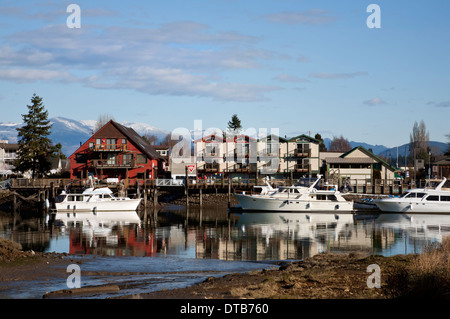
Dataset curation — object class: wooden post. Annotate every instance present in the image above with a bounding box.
[228,175,231,208]
[199,188,203,208]
[13,192,17,216]
[185,166,189,208]
[136,180,140,198]
[153,188,158,209]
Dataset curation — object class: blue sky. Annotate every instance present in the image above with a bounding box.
[0,0,449,147]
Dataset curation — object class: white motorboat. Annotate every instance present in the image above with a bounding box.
[373,178,450,213]
[54,187,142,212]
[234,175,354,212]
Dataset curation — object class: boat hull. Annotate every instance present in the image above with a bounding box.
[235,194,354,212]
[373,198,450,213]
[55,198,141,212]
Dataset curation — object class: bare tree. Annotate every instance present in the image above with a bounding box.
[95,113,115,132]
[142,134,158,145]
[409,120,430,164]
[328,135,352,152]
[163,133,178,147]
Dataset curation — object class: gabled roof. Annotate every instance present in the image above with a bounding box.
[110,121,162,160]
[193,134,224,143]
[340,146,397,171]
[70,120,162,160]
[257,134,288,143]
[288,134,320,144]
[226,134,257,142]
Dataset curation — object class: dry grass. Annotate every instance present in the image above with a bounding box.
[386,236,450,298]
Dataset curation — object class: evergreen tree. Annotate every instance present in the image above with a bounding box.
[226,114,242,137]
[14,94,53,178]
[314,133,327,152]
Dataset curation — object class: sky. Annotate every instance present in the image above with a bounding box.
[0,0,449,147]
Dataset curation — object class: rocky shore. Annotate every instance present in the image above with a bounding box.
[118,252,413,299]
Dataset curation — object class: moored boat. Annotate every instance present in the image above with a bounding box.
[373,178,450,213]
[234,175,354,212]
[54,187,141,212]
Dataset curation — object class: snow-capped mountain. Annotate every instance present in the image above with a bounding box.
[0,117,170,156]
[0,122,21,144]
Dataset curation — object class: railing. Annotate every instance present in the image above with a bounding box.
[90,144,127,151]
[155,179,184,186]
[89,159,135,168]
[294,164,310,172]
[7,177,431,194]
[293,149,310,157]
[10,178,73,189]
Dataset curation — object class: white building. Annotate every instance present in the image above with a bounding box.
[0,142,19,176]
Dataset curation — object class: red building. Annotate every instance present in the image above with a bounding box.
[69,120,163,181]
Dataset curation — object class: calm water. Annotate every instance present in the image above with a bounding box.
[1,206,450,298]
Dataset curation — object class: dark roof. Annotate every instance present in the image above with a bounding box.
[288,134,320,144]
[194,134,224,143]
[257,134,288,143]
[0,143,19,151]
[341,146,397,171]
[110,121,163,160]
[326,157,375,164]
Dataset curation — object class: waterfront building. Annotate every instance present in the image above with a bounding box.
[323,146,397,183]
[285,135,321,178]
[69,120,163,181]
[0,142,19,176]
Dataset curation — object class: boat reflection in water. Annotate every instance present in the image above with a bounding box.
[54,210,145,256]
[374,213,450,242]
[51,208,450,261]
[233,212,359,260]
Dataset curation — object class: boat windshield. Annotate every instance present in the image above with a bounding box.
[55,194,66,203]
[399,192,410,198]
[400,192,426,199]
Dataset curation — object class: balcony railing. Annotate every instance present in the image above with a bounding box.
[90,144,128,152]
[197,164,220,173]
[293,149,310,157]
[89,159,135,168]
[294,164,310,172]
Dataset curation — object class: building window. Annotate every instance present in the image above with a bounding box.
[106,138,117,149]
[123,154,133,166]
[107,154,116,165]
[136,154,147,164]
[75,154,87,164]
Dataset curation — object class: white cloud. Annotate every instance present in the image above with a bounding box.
[88,66,281,102]
[274,74,309,83]
[1,21,279,102]
[0,68,76,83]
[309,72,368,79]
[363,97,387,106]
[428,100,450,107]
[262,10,336,25]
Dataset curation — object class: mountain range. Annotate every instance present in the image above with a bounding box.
[0,117,170,156]
[0,117,448,159]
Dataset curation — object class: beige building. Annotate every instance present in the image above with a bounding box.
[323,146,397,183]
[193,133,321,178]
[0,142,19,176]
[284,135,320,177]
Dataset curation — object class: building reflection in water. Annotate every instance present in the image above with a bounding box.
[50,209,450,261]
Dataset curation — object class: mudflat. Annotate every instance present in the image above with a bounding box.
[119,252,413,299]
